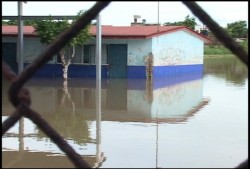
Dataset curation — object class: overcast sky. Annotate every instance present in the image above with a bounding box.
[2,1,248,28]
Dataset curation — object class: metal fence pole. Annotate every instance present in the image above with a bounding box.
[17,1,24,74]
[96,14,102,80]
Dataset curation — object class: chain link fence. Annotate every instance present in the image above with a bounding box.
[2,1,248,168]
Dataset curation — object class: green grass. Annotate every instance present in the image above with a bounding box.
[204,54,235,58]
[204,41,248,56]
[204,45,231,55]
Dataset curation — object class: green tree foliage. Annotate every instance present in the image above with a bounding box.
[163,15,197,30]
[33,10,91,47]
[163,21,184,26]
[32,10,92,79]
[2,19,36,26]
[183,15,196,30]
[226,20,248,38]
[2,20,17,25]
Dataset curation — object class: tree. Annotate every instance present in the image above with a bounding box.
[226,20,248,38]
[2,20,17,25]
[163,15,197,30]
[2,19,36,26]
[163,21,184,26]
[33,10,92,80]
[183,15,196,30]
[163,21,185,26]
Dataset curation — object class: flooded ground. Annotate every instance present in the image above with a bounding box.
[2,56,248,168]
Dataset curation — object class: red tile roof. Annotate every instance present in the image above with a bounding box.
[2,25,35,36]
[2,25,212,43]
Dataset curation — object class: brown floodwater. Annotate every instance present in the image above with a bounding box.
[2,56,248,168]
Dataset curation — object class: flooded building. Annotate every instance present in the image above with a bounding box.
[2,25,211,78]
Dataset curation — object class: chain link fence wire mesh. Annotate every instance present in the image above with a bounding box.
[2,1,248,168]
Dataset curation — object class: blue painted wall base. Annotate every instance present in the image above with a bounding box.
[24,63,109,78]
[24,63,203,80]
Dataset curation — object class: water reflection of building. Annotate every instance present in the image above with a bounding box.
[3,73,207,122]
[2,73,209,167]
[2,116,100,168]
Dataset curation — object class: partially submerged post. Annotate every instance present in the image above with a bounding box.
[95,14,102,167]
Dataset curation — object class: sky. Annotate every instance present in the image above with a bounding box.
[2,1,248,28]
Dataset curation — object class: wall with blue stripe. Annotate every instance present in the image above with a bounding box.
[127,64,203,79]
[24,63,203,79]
[4,33,205,79]
[24,63,109,78]
[153,64,203,78]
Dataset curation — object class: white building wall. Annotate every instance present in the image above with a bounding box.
[126,39,152,66]
[152,30,204,66]
[2,37,53,63]
[88,38,152,66]
[3,30,205,68]
[23,38,49,63]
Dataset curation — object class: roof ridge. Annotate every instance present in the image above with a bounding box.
[2,25,212,43]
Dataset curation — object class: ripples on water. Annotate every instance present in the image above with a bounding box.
[2,56,248,168]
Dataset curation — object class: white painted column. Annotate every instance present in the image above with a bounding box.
[18,1,24,74]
